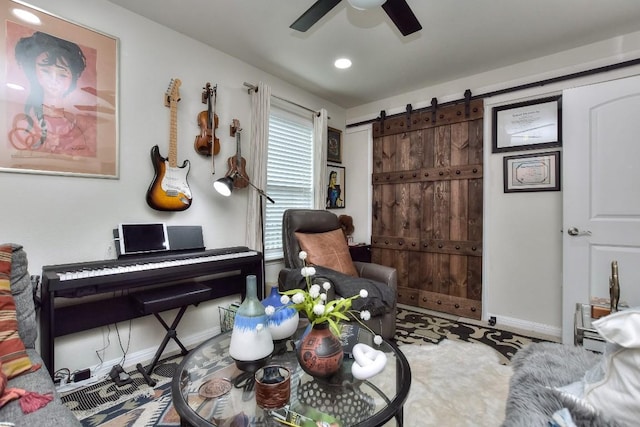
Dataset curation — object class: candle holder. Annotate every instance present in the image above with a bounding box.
[254,365,291,409]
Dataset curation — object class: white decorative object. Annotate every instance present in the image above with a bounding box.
[351,343,387,380]
[347,0,386,11]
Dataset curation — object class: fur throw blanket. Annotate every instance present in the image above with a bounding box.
[501,342,622,427]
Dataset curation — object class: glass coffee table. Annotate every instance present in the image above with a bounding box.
[171,324,411,426]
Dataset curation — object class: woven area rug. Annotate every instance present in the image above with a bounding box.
[62,307,544,426]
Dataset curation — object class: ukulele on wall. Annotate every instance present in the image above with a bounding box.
[146,78,193,211]
[225,119,249,189]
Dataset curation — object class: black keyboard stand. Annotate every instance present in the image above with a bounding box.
[133,283,213,386]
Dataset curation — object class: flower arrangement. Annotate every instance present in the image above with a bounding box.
[265,251,382,346]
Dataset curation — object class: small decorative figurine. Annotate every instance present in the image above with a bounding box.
[609,260,620,313]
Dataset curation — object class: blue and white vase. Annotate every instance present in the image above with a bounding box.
[229,275,273,372]
[262,286,299,341]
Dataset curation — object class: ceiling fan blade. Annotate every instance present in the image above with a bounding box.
[291,0,342,32]
[382,0,422,36]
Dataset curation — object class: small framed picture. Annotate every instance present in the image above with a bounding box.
[327,127,342,163]
[326,165,345,209]
[492,96,561,153]
[503,151,561,193]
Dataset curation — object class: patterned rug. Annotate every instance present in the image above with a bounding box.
[62,306,545,426]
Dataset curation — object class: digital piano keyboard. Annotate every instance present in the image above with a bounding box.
[39,246,263,374]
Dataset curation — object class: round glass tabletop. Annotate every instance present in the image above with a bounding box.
[171,323,411,427]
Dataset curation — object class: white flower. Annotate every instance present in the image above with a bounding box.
[373,335,383,345]
[307,266,316,276]
[313,303,325,316]
[265,305,275,316]
[301,266,312,277]
[320,293,327,301]
[360,310,371,321]
[323,281,331,291]
[309,284,321,298]
[299,251,307,261]
[359,289,368,298]
[280,295,290,304]
[292,292,305,304]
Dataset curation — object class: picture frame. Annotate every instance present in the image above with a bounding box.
[492,96,561,153]
[326,165,345,209]
[0,0,119,178]
[503,151,561,193]
[327,127,342,163]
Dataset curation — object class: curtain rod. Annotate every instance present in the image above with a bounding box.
[243,82,321,117]
[346,56,640,128]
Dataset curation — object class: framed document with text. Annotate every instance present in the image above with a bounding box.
[503,151,560,193]
[492,96,561,153]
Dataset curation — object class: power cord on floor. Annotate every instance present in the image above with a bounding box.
[53,368,71,386]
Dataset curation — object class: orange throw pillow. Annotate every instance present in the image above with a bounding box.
[295,229,358,277]
[0,245,35,379]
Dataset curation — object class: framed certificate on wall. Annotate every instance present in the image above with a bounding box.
[492,96,561,153]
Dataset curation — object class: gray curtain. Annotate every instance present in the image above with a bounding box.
[245,82,271,252]
[314,109,328,209]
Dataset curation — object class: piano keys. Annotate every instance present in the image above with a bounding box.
[39,246,263,374]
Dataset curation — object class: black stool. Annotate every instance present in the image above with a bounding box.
[132,282,212,386]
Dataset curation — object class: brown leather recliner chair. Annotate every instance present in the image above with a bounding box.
[278,209,397,339]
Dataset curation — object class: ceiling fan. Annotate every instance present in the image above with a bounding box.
[290,0,422,37]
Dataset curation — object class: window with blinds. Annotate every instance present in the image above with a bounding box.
[264,107,314,261]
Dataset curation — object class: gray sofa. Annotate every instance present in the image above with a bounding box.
[1,243,80,426]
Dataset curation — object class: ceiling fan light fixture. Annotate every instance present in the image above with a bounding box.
[347,0,386,11]
[334,58,352,69]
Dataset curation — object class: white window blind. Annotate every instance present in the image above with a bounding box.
[264,108,314,260]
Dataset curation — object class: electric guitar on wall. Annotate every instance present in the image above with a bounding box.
[146,78,193,211]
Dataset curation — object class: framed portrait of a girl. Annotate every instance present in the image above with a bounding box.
[326,165,345,209]
[0,0,119,178]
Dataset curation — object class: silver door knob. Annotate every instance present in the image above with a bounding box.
[567,227,592,236]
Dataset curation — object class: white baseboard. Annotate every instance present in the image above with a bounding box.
[57,325,221,393]
[487,313,562,341]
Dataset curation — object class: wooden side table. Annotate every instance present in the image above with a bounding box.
[349,244,371,263]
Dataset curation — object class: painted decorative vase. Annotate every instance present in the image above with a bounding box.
[229,275,274,372]
[296,322,344,378]
[262,286,300,341]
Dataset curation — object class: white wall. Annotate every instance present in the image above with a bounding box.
[0,0,345,377]
[344,31,640,337]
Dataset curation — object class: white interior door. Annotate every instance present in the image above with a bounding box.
[562,74,640,344]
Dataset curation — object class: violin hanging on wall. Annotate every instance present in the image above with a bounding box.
[194,83,220,179]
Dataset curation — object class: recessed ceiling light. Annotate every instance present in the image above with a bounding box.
[12,8,41,25]
[334,58,352,69]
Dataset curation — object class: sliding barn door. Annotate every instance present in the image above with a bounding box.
[371,100,484,319]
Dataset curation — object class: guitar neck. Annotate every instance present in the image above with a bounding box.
[236,130,241,162]
[168,98,178,167]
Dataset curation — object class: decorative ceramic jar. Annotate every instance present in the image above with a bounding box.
[262,286,299,341]
[296,322,344,378]
[229,275,273,372]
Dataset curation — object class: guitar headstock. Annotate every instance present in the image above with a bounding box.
[230,118,241,136]
[164,78,182,107]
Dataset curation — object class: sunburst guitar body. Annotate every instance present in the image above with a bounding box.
[146,78,193,211]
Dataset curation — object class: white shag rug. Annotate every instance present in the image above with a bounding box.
[397,340,513,427]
